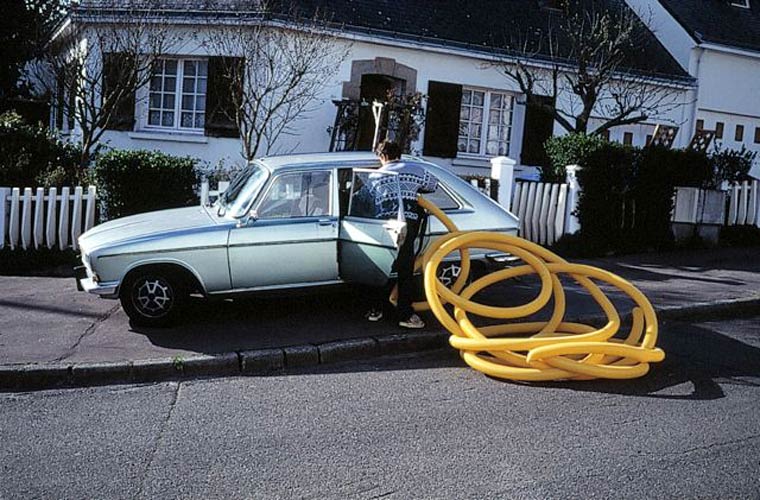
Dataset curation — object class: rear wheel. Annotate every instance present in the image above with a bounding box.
[120,268,186,327]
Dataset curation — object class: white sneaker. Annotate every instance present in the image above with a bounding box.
[399,314,425,329]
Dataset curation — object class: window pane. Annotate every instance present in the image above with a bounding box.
[489,110,499,125]
[181,112,193,128]
[162,111,174,127]
[491,94,502,108]
[163,94,175,109]
[184,60,196,75]
[150,94,161,108]
[457,139,467,152]
[460,107,470,120]
[471,108,482,123]
[149,110,160,125]
[150,76,162,91]
[462,91,471,105]
[468,139,480,153]
[196,95,206,111]
[183,77,195,93]
[486,141,499,156]
[472,91,484,106]
[165,60,177,74]
[165,77,176,90]
[195,114,205,129]
[471,123,481,138]
[197,78,207,93]
[424,181,459,211]
[198,61,208,77]
[182,95,194,110]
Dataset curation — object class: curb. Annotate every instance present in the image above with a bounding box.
[1,297,757,392]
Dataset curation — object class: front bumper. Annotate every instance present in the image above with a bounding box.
[78,277,120,298]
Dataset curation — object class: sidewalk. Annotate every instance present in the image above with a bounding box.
[1,246,758,390]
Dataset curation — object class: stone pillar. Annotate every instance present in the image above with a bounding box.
[565,164,582,234]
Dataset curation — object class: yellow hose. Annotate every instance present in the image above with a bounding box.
[395,196,665,382]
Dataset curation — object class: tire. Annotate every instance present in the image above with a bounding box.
[120,268,186,328]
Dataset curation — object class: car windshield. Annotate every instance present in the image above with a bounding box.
[221,163,269,217]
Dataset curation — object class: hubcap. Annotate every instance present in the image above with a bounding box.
[438,263,462,288]
[132,277,173,317]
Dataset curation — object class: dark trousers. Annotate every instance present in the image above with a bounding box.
[367,217,420,320]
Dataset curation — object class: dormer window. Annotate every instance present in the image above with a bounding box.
[730,0,750,8]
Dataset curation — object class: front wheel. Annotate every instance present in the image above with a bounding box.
[120,269,186,327]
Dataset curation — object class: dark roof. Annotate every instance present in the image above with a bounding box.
[659,0,760,53]
[76,0,691,81]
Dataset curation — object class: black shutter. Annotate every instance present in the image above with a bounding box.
[520,95,555,166]
[423,81,462,158]
[205,56,243,138]
[103,53,136,131]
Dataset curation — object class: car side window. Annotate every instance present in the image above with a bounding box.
[257,171,331,219]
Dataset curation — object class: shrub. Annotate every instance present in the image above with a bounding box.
[543,133,609,183]
[0,111,86,188]
[93,149,200,219]
[709,146,756,188]
[574,142,636,254]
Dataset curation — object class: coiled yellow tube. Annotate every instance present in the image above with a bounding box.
[402,196,665,382]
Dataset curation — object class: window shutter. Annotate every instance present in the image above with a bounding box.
[205,56,243,138]
[520,95,555,166]
[103,53,136,131]
[423,81,462,158]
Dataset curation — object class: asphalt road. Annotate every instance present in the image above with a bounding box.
[2,315,760,499]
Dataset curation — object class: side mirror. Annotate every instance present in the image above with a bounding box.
[236,210,258,228]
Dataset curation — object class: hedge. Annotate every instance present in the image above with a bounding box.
[93,150,200,220]
[0,111,86,187]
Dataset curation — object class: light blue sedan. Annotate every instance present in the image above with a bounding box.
[76,152,519,326]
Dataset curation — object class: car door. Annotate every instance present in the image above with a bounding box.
[227,169,339,290]
[338,168,402,287]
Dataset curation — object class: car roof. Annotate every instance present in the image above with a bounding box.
[256,151,443,172]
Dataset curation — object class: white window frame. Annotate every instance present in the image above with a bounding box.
[145,57,208,133]
[457,87,515,159]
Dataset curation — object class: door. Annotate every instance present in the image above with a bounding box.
[338,168,402,287]
[228,170,339,290]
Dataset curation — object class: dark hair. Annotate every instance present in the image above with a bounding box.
[375,140,401,161]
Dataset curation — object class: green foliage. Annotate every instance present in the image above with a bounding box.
[709,146,756,189]
[0,111,86,187]
[93,149,200,220]
[543,133,609,183]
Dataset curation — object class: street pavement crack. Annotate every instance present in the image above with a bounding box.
[54,303,120,362]
[136,382,181,499]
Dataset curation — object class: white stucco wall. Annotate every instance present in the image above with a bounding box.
[88,25,691,178]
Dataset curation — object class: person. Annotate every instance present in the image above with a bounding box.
[365,140,437,329]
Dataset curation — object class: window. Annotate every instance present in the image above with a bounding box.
[425,181,461,211]
[755,127,760,144]
[623,132,634,145]
[257,171,331,219]
[458,88,514,157]
[715,122,724,139]
[735,124,744,142]
[696,119,704,131]
[148,58,208,131]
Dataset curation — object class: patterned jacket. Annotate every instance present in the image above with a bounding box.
[372,161,438,221]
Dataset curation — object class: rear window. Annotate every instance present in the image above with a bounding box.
[424,182,460,211]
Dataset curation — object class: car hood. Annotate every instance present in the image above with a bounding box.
[79,206,219,252]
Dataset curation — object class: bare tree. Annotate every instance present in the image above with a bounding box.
[36,1,180,166]
[497,0,683,135]
[203,5,350,161]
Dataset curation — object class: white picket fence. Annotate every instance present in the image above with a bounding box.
[726,179,760,227]
[508,180,570,246]
[0,186,97,251]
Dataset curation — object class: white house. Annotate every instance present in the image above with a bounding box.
[53,0,696,178]
[628,0,760,177]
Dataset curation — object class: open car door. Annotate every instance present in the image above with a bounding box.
[338,168,403,287]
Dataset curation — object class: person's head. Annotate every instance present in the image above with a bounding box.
[375,140,401,165]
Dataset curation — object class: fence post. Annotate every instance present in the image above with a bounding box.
[33,188,45,249]
[565,165,582,235]
[58,187,70,250]
[71,186,83,251]
[84,186,96,232]
[21,188,32,250]
[9,188,20,250]
[46,187,57,249]
[490,156,517,208]
[200,179,210,206]
[0,188,8,250]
